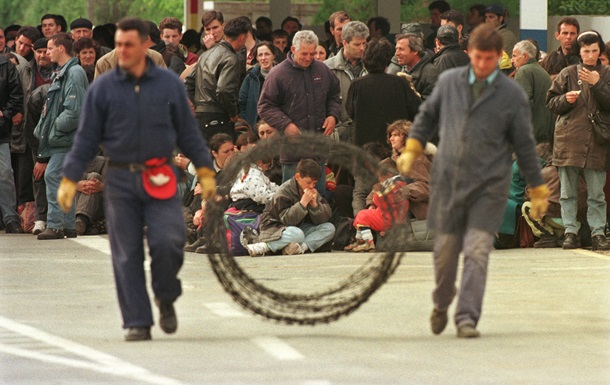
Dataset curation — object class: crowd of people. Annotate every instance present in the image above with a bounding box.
[2,2,610,339]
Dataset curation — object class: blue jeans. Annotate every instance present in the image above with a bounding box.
[0,143,19,225]
[45,152,75,230]
[559,166,607,236]
[432,228,495,328]
[267,222,335,253]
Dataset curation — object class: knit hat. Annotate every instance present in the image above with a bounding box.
[33,38,48,50]
[436,25,459,45]
[70,18,93,30]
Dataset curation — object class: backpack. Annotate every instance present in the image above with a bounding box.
[331,216,356,250]
[224,208,261,256]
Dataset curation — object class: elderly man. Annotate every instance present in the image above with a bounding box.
[511,40,554,143]
[397,25,548,338]
[258,30,341,194]
[324,20,369,142]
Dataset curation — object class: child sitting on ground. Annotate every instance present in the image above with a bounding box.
[346,164,410,252]
[247,158,335,256]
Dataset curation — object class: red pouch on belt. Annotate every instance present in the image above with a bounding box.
[141,157,176,200]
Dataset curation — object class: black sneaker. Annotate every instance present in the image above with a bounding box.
[5,221,24,234]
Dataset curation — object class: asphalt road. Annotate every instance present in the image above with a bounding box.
[1,233,609,384]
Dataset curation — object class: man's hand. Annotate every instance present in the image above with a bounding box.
[174,153,190,170]
[58,177,77,212]
[322,116,336,136]
[284,123,301,136]
[33,162,47,180]
[196,166,216,200]
[12,112,22,126]
[528,184,550,220]
[300,188,317,207]
[396,138,424,175]
[203,34,216,49]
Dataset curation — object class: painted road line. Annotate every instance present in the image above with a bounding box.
[204,302,250,318]
[70,236,151,270]
[573,248,610,261]
[251,336,305,361]
[0,316,188,385]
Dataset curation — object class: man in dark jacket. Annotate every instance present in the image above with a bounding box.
[431,25,469,73]
[0,51,24,233]
[186,17,250,141]
[388,33,439,100]
[258,30,342,193]
[540,17,580,80]
[58,18,216,342]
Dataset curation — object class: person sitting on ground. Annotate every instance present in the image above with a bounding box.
[247,158,335,256]
[235,131,259,152]
[229,156,278,213]
[74,155,106,235]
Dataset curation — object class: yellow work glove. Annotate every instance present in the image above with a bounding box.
[57,177,77,212]
[528,184,550,220]
[396,138,424,175]
[196,166,217,200]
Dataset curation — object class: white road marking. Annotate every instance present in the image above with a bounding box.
[204,302,250,318]
[0,316,188,385]
[251,336,305,361]
[69,236,151,270]
[573,249,610,261]
[300,381,332,385]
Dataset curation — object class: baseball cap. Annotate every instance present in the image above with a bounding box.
[436,25,459,45]
[485,4,504,16]
[401,23,424,38]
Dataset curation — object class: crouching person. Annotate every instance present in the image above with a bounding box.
[247,158,335,256]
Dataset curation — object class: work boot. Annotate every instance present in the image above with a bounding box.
[562,233,580,249]
[430,308,448,335]
[534,234,559,248]
[591,234,610,251]
[155,299,177,334]
[37,227,64,240]
[124,327,151,341]
[457,323,480,338]
[5,221,24,234]
[75,217,88,235]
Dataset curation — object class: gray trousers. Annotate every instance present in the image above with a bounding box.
[432,228,494,328]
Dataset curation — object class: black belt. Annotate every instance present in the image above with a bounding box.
[107,160,147,172]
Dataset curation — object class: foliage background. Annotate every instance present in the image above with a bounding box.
[1,0,608,28]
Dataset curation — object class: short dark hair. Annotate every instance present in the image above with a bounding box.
[17,25,42,43]
[223,16,251,39]
[271,29,288,40]
[281,16,301,30]
[468,24,502,54]
[429,0,450,13]
[441,10,465,28]
[575,30,605,53]
[145,21,162,43]
[296,158,321,180]
[469,4,487,15]
[41,14,67,32]
[209,133,234,153]
[202,10,224,28]
[256,16,272,28]
[367,16,390,37]
[159,17,182,32]
[49,33,73,54]
[363,38,394,73]
[329,11,350,28]
[73,37,100,59]
[557,17,580,34]
[235,132,259,150]
[117,17,149,42]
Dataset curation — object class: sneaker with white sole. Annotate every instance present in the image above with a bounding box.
[282,242,304,255]
[32,221,46,235]
[247,242,268,257]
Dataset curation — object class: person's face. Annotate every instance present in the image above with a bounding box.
[0,29,5,52]
[580,43,600,67]
[78,47,97,66]
[291,42,316,68]
[282,21,300,36]
[430,9,442,27]
[555,23,578,53]
[71,28,92,41]
[466,9,483,28]
[331,18,350,45]
[511,47,529,69]
[256,45,275,71]
[205,20,224,43]
[34,48,51,68]
[295,174,317,191]
[42,18,60,37]
[314,45,327,61]
[258,123,277,139]
[256,21,272,36]
[212,141,235,168]
[468,48,502,80]
[343,36,366,61]
[115,29,148,74]
[161,28,182,46]
[601,53,610,67]
[395,38,418,67]
[46,39,63,64]
[15,35,34,58]
[485,13,501,28]
[388,130,405,151]
[273,37,288,52]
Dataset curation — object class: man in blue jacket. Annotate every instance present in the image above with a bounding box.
[33,33,88,240]
[58,18,217,342]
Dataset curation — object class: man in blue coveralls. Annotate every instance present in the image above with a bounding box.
[58,18,217,341]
